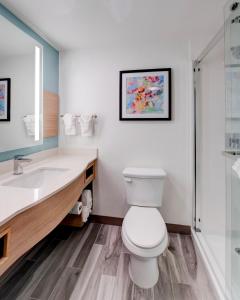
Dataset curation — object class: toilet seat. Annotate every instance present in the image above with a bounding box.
[122,206,168,258]
[123,206,166,249]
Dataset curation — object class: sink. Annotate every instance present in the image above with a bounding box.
[2,167,69,189]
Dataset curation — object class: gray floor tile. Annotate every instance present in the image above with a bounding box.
[172,283,198,300]
[0,224,217,300]
[48,267,81,300]
[73,223,101,269]
[95,224,109,245]
[0,260,39,300]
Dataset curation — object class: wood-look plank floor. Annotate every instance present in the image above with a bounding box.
[0,223,217,300]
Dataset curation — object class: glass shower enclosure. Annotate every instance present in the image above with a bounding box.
[225,1,240,299]
[194,1,240,299]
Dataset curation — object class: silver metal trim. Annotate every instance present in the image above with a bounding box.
[222,150,240,158]
[194,226,201,233]
[60,114,97,118]
[194,26,224,67]
[235,248,240,255]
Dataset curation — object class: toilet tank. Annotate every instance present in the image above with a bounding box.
[122,167,166,207]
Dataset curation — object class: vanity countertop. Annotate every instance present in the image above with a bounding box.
[0,148,97,226]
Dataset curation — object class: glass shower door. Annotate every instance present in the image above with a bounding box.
[194,33,226,288]
[225,1,240,299]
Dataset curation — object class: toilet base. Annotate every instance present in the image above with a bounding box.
[128,254,159,289]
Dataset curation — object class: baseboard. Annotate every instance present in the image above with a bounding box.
[90,215,123,226]
[90,215,191,235]
[166,223,191,235]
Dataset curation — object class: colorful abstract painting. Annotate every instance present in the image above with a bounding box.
[120,69,171,120]
[0,79,11,121]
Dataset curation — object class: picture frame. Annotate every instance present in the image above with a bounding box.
[0,78,11,122]
[119,68,171,121]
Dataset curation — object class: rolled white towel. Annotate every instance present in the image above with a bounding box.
[81,190,92,208]
[62,113,77,136]
[82,206,91,222]
[78,114,94,137]
[23,115,35,136]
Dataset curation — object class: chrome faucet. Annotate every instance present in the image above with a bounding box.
[13,155,32,175]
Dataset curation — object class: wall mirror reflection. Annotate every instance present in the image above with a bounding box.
[0,15,43,152]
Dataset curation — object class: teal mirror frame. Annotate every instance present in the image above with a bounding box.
[0,4,59,162]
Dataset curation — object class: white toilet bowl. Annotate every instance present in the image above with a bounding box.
[121,206,168,288]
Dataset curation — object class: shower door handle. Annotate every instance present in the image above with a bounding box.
[235,248,240,255]
[222,150,240,158]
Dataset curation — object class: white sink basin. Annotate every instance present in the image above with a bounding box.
[2,167,69,189]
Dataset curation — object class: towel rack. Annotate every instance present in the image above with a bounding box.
[60,114,97,119]
[23,115,34,118]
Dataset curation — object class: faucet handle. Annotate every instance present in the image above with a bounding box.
[14,155,32,162]
[13,155,32,175]
[14,155,24,160]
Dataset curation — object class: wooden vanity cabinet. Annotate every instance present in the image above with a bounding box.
[0,159,97,276]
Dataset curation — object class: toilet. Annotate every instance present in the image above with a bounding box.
[122,167,168,289]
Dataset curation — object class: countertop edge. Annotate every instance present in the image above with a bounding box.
[0,155,97,227]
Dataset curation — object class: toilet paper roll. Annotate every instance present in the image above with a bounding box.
[70,201,82,215]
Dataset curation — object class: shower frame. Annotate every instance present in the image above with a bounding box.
[193,27,224,232]
[192,25,228,300]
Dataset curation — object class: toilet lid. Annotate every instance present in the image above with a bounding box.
[123,167,166,179]
[123,206,166,249]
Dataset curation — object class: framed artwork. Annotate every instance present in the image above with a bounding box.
[119,68,171,121]
[0,78,11,121]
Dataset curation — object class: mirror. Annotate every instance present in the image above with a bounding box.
[0,15,43,152]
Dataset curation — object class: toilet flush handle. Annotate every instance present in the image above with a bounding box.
[124,177,132,183]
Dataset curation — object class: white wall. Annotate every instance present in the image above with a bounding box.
[60,41,193,225]
[0,54,36,151]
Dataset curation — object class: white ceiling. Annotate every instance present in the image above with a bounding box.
[0,0,228,54]
[0,14,38,57]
